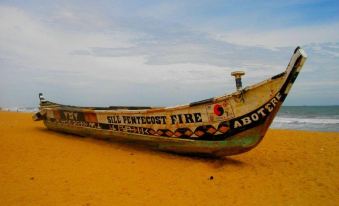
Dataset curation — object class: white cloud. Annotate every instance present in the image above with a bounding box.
[0,6,238,106]
[0,4,338,107]
[0,6,134,62]
[211,23,339,48]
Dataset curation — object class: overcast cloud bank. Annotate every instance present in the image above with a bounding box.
[0,1,338,107]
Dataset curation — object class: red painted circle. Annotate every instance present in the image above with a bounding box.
[213,104,224,116]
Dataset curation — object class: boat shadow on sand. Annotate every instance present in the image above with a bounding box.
[35,126,247,168]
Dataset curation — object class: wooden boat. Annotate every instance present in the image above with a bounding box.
[33,47,307,156]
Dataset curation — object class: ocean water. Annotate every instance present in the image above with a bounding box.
[2,106,339,132]
[272,106,339,132]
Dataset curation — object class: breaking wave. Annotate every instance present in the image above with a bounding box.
[271,116,339,132]
[273,117,339,125]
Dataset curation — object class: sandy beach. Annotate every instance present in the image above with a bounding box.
[0,111,338,205]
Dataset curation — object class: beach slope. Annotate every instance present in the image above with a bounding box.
[0,111,338,205]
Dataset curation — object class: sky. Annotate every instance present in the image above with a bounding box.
[0,0,339,108]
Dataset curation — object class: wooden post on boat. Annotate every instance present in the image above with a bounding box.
[231,71,245,91]
[39,93,47,103]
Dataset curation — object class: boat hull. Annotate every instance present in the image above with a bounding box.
[41,100,280,156]
[43,116,265,156]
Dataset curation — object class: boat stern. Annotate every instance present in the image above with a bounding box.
[32,112,44,121]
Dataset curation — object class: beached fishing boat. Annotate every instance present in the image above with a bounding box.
[33,47,307,156]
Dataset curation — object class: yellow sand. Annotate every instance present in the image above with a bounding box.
[0,111,338,206]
